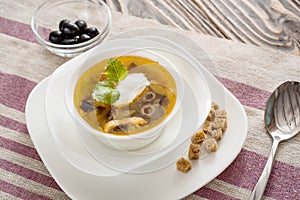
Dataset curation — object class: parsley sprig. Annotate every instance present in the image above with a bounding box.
[92,58,128,105]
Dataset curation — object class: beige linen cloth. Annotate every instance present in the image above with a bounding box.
[0,3,299,200]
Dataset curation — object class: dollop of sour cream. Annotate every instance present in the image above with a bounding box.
[114,73,150,106]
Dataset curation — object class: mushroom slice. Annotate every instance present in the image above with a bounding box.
[104,117,147,133]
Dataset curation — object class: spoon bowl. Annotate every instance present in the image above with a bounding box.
[265,81,300,139]
[249,81,300,200]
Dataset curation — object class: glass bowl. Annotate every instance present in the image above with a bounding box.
[31,0,111,57]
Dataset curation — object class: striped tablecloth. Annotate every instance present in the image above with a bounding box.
[0,1,300,200]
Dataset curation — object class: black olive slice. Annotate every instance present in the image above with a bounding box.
[139,103,166,120]
[142,90,157,103]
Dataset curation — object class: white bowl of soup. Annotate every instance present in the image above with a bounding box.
[66,47,184,150]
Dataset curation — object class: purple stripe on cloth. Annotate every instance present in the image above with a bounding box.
[0,179,51,200]
[0,16,38,43]
[0,136,41,161]
[0,115,28,134]
[195,186,239,200]
[0,158,62,191]
[0,72,36,113]
[216,149,300,199]
[219,77,271,110]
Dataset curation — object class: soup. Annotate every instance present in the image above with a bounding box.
[74,55,177,135]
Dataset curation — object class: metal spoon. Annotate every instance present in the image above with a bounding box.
[249,81,300,200]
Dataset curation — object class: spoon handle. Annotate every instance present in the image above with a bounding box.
[248,137,280,200]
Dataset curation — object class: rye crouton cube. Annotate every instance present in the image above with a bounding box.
[215,110,227,119]
[208,128,223,141]
[188,143,201,160]
[212,118,227,132]
[176,157,192,173]
[191,129,207,144]
[203,138,218,153]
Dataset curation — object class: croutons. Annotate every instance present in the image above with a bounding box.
[203,138,218,153]
[212,118,227,132]
[214,110,227,118]
[176,102,228,174]
[211,102,219,110]
[206,108,215,121]
[191,129,207,144]
[176,157,192,173]
[202,120,212,133]
[208,128,223,141]
[188,143,201,160]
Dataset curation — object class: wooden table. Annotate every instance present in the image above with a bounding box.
[106,0,300,55]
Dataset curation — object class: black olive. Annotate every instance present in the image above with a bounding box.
[49,30,63,44]
[85,27,99,38]
[49,19,99,45]
[60,38,78,45]
[59,19,70,31]
[75,20,88,31]
[78,34,91,43]
[61,22,80,36]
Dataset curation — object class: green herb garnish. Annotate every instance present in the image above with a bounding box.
[92,80,120,105]
[106,58,128,82]
[92,58,128,106]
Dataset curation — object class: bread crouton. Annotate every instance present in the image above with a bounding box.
[212,118,227,132]
[191,129,207,144]
[215,110,227,118]
[211,102,219,110]
[188,143,201,160]
[203,138,218,153]
[208,128,223,141]
[176,157,192,173]
[202,120,212,133]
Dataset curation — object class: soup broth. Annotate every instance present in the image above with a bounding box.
[74,56,177,135]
